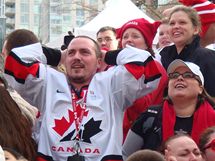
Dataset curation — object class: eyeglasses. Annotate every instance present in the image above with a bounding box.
[168,72,201,83]
[203,139,215,151]
[97,37,113,43]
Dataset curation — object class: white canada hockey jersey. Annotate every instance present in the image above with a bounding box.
[4,43,161,161]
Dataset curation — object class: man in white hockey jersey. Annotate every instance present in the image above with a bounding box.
[4,34,161,161]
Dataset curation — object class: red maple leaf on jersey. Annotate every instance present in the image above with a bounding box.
[52,106,89,136]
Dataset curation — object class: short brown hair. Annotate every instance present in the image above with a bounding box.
[5,29,39,53]
[126,150,165,161]
[96,26,116,37]
[160,133,191,154]
[72,35,102,58]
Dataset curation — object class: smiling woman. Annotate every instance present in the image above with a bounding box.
[160,6,215,101]
[122,59,215,160]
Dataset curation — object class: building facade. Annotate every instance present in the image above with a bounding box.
[3,0,177,46]
[4,0,104,44]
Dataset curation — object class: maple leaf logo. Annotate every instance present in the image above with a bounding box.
[53,106,88,136]
[82,118,102,143]
[60,118,102,143]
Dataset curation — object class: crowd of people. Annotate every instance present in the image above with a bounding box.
[1,0,215,161]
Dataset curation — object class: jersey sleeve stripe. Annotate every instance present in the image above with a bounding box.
[5,51,39,84]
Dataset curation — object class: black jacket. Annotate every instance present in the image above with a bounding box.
[131,105,162,150]
[160,36,215,97]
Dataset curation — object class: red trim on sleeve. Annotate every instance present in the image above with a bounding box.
[125,60,160,80]
[5,55,39,80]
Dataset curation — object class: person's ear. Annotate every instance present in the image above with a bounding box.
[164,149,169,159]
[199,85,204,95]
[165,145,174,161]
[193,26,200,35]
[97,57,102,69]
[164,149,177,161]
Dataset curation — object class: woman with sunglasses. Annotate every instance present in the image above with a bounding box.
[122,59,215,160]
[199,126,215,161]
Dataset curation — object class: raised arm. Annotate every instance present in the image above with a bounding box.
[4,43,48,109]
[105,45,161,110]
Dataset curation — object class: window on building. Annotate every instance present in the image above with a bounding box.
[76,20,84,27]
[34,14,39,24]
[21,14,29,24]
[76,9,84,19]
[51,25,62,35]
[50,6,58,13]
[20,0,28,2]
[51,0,60,2]
[20,3,29,13]
[50,18,61,24]
[63,0,71,3]
[63,15,71,23]
[62,6,71,13]
[19,24,29,29]
[34,5,40,14]
[89,0,97,5]
[76,8,84,27]
[33,26,39,35]
[34,0,41,4]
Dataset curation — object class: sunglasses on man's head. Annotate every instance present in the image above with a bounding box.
[168,72,201,83]
[203,139,215,151]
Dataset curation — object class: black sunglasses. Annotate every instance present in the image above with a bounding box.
[168,72,201,84]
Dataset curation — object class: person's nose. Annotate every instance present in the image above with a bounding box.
[173,22,180,29]
[163,34,169,39]
[176,74,184,81]
[189,153,198,161]
[101,40,107,45]
[125,36,133,44]
[72,52,81,60]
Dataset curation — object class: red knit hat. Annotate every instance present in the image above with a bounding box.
[116,18,161,48]
[179,0,215,37]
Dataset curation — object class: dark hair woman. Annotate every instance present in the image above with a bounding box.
[0,86,37,161]
[123,60,215,160]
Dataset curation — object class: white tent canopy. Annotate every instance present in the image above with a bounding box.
[46,0,154,48]
[75,0,154,36]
